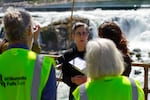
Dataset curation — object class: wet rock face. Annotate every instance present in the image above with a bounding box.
[40,24,69,51]
[0,14,93,52]
[40,16,92,52]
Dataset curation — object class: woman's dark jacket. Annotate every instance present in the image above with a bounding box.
[58,46,85,100]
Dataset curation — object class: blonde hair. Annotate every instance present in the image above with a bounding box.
[85,38,124,80]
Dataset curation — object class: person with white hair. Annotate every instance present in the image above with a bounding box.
[73,38,144,100]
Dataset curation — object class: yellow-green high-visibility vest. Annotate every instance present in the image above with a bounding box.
[0,48,55,100]
[73,76,144,100]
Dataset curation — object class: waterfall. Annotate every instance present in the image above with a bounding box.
[30,9,150,51]
[1,8,150,56]
[0,8,150,100]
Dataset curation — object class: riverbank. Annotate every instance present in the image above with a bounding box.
[0,1,70,12]
[1,1,149,12]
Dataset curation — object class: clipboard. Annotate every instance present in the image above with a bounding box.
[69,57,86,74]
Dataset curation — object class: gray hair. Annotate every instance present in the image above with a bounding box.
[85,38,124,80]
[3,7,32,42]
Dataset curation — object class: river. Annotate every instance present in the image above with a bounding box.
[0,8,150,100]
[29,8,150,100]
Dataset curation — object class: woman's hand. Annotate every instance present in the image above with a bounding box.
[33,25,41,43]
[71,75,87,85]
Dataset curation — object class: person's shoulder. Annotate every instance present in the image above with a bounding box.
[57,47,77,63]
[41,54,55,63]
[123,54,132,62]
[63,48,74,55]
[38,54,56,70]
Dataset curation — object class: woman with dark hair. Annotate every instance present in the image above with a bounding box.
[58,22,89,100]
[98,21,132,76]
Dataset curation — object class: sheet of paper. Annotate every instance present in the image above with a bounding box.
[69,57,86,73]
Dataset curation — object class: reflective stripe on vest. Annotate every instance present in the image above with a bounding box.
[31,54,44,100]
[79,78,138,100]
[129,78,138,100]
[80,83,88,100]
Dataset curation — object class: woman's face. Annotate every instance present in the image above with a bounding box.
[72,26,89,50]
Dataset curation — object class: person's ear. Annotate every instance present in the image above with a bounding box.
[27,25,32,36]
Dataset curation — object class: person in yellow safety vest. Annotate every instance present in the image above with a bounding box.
[0,7,56,100]
[73,38,144,100]
[0,25,41,54]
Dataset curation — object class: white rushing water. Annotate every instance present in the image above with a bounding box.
[33,8,150,100]
[30,8,150,51]
[1,8,150,100]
